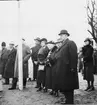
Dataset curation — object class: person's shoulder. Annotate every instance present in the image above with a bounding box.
[68,39,76,45]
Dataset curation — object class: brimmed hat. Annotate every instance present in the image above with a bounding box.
[40,38,47,42]
[1,42,6,46]
[9,41,14,45]
[46,41,55,44]
[59,30,70,36]
[34,37,41,42]
[84,38,91,43]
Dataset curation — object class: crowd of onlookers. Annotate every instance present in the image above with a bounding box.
[0,29,97,104]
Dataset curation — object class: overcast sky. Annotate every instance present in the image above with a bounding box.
[0,0,92,48]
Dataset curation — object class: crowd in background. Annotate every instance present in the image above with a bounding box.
[0,29,97,104]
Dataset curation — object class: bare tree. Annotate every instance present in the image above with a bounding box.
[86,0,97,43]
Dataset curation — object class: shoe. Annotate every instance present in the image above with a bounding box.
[35,85,39,88]
[43,88,48,93]
[55,91,59,97]
[87,87,95,92]
[32,79,36,81]
[49,91,54,95]
[37,88,42,92]
[23,86,26,89]
[28,78,31,82]
[84,87,90,91]
[8,87,16,90]
[3,83,9,85]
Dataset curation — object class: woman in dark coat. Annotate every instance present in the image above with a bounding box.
[45,42,57,92]
[82,38,94,91]
[36,38,49,92]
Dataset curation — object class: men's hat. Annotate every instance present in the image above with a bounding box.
[1,42,6,46]
[59,30,70,36]
[9,41,15,45]
[34,37,41,41]
[40,38,47,42]
[46,41,55,44]
[84,38,91,43]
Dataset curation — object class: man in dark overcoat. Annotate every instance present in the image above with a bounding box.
[31,37,41,83]
[0,42,10,84]
[4,42,17,84]
[9,39,31,90]
[51,30,79,104]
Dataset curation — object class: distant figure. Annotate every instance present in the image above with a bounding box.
[4,42,16,85]
[82,38,95,92]
[0,42,10,84]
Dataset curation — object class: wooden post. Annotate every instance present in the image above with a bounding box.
[18,0,23,90]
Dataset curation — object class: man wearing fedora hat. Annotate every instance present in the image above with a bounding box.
[4,42,17,85]
[0,42,10,85]
[51,30,79,104]
[31,37,41,83]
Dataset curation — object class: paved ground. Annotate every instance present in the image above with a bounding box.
[0,73,97,105]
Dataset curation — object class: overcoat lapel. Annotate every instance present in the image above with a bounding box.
[57,39,69,52]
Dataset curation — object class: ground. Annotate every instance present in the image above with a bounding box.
[0,73,97,105]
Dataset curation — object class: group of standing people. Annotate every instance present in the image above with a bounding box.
[0,39,31,90]
[31,29,79,104]
[0,29,96,104]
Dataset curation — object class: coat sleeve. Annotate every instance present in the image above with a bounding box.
[23,47,31,63]
[68,41,78,70]
[84,47,93,62]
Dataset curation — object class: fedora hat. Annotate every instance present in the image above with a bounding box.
[9,41,15,45]
[40,38,47,42]
[59,30,70,36]
[34,37,41,42]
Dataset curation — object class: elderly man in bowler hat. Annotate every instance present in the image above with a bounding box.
[50,30,79,104]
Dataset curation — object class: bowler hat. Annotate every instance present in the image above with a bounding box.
[1,42,6,46]
[40,38,47,42]
[59,30,70,36]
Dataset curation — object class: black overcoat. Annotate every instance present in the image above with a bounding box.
[0,48,10,77]
[82,45,94,81]
[4,48,17,78]
[31,44,41,79]
[37,46,49,84]
[51,39,79,92]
